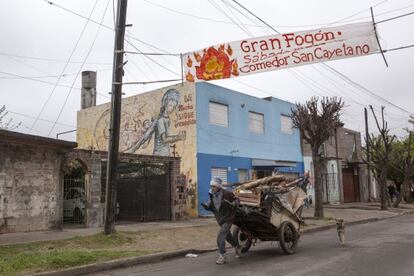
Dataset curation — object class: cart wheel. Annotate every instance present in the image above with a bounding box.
[278,221,298,255]
[232,227,252,253]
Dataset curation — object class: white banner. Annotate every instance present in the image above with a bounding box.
[183,22,378,82]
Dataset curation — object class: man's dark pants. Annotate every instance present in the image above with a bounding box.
[217,222,238,254]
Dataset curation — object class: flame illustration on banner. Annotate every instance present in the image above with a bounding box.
[185,44,238,82]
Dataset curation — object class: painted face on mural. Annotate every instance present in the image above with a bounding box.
[166,98,177,114]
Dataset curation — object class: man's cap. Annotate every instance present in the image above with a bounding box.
[210,177,222,188]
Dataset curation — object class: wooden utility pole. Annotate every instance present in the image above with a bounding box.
[364,107,372,202]
[104,0,128,235]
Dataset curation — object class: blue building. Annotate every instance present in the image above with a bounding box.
[195,82,304,216]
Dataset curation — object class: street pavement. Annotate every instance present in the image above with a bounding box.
[92,213,414,276]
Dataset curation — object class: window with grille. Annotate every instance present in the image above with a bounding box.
[280,115,293,134]
[249,111,264,134]
[211,167,228,184]
[209,102,228,127]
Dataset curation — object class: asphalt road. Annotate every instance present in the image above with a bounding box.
[94,213,414,276]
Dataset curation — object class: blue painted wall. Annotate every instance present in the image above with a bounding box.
[195,82,303,162]
[197,153,252,216]
[195,82,304,216]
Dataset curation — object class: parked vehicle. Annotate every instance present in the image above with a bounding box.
[63,187,85,223]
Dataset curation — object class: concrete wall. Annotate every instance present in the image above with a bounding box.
[0,143,63,233]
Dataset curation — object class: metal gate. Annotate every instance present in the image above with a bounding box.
[321,173,339,203]
[63,177,86,225]
[101,161,171,222]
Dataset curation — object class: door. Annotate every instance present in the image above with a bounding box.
[342,168,360,202]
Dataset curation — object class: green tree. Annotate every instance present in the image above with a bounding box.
[388,132,413,206]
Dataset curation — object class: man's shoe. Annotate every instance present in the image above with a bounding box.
[216,254,226,265]
[235,246,241,258]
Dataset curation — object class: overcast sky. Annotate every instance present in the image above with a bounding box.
[0,0,413,141]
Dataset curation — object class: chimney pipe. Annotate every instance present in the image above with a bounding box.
[81,71,97,109]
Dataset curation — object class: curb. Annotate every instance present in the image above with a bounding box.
[32,210,414,276]
[33,248,217,276]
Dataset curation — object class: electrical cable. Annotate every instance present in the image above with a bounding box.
[0,70,110,99]
[376,10,414,24]
[48,0,111,136]
[143,0,413,29]
[30,0,99,133]
[0,51,112,65]
[0,70,81,90]
[229,0,414,117]
[7,109,76,128]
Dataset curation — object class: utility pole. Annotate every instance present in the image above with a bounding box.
[364,107,372,202]
[104,0,128,235]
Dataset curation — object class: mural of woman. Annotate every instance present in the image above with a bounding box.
[127,88,186,156]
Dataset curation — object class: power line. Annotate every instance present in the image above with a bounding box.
[0,68,112,80]
[41,0,172,55]
[48,0,111,137]
[376,10,414,24]
[0,72,76,80]
[0,51,112,65]
[30,0,99,133]
[325,66,414,116]
[0,70,81,90]
[143,0,412,29]
[0,70,110,99]
[229,0,414,117]
[8,109,76,128]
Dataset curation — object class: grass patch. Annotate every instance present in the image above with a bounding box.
[0,232,154,275]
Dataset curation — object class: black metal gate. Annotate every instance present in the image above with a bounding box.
[101,161,171,222]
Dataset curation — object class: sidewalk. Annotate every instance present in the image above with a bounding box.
[2,203,414,246]
[0,218,217,246]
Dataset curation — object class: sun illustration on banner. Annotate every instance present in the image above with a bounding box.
[186,44,239,82]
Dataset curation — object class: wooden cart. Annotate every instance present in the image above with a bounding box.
[231,176,307,255]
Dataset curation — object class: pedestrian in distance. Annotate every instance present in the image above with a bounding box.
[298,171,310,208]
[387,185,396,203]
[201,177,241,265]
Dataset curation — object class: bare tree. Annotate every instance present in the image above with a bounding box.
[0,105,21,130]
[291,97,344,218]
[366,106,394,210]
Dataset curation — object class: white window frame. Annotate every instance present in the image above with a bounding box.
[238,169,249,183]
[209,101,228,127]
[211,167,228,184]
[249,111,264,134]
[280,114,293,134]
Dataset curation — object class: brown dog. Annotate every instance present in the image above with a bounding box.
[335,218,346,246]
